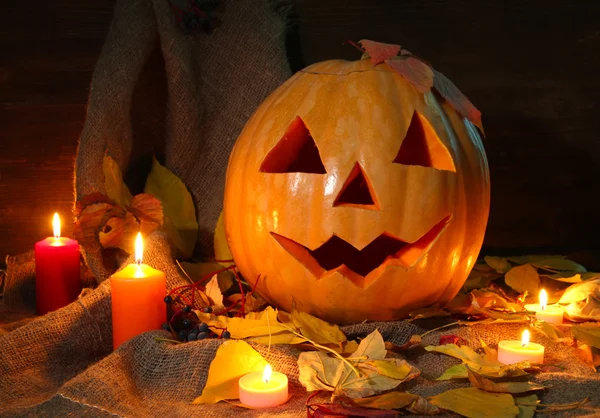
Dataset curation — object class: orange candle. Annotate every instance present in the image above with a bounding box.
[111,233,166,350]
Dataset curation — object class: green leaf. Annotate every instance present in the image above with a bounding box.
[533,258,587,273]
[572,323,600,348]
[103,154,132,206]
[515,394,538,418]
[504,264,540,294]
[214,210,234,267]
[484,256,512,273]
[429,387,519,418]
[144,156,198,259]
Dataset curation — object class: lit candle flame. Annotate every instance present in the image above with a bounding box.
[521,329,530,347]
[52,213,61,239]
[134,233,143,265]
[262,364,272,384]
[539,289,548,311]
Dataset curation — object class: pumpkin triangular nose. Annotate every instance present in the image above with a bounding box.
[333,162,379,210]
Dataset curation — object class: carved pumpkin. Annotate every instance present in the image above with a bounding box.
[224,58,490,324]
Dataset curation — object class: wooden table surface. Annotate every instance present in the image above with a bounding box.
[1,0,599,268]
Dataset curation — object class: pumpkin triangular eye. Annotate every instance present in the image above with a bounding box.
[393,111,456,172]
[334,162,379,210]
[259,116,326,174]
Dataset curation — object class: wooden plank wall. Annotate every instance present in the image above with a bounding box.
[1,0,599,267]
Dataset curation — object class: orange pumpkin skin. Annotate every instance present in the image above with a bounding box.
[224,58,490,325]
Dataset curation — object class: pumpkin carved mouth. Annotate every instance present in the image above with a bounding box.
[271,214,452,288]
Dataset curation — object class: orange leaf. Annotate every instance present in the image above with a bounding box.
[385,57,433,94]
[129,193,163,235]
[74,201,125,252]
[433,69,483,133]
[359,39,401,66]
[99,212,139,252]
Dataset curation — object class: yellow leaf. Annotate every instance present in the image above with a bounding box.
[195,307,292,339]
[572,323,600,348]
[466,367,545,394]
[427,344,535,379]
[193,340,267,404]
[429,387,519,418]
[515,394,538,418]
[298,330,420,399]
[291,309,346,346]
[103,154,132,206]
[352,391,420,410]
[365,360,412,380]
[505,264,540,295]
[214,210,234,267]
[145,156,198,259]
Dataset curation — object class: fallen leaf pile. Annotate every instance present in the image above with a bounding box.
[298,330,420,399]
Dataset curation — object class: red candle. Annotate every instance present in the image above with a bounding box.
[35,213,81,315]
[111,233,166,349]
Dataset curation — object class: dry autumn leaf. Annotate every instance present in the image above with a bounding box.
[358,39,401,66]
[205,274,225,312]
[213,210,234,267]
[193,340,267,404]
[351,391,420,410]
[308,403,398,418]
[466,367,545,394]
[194,307,294,340]
[572,323,600,348]
[298,330,420,399]
[145,156,198,259]
[427,344,535,380]
[432,69,483,133]
[429,387,519,418]
[103,154,133,206]
[505,264,540,295]
[484,256,512,273]
[385,57,434,94]
[290,309,346,346]
[515,394,538,418]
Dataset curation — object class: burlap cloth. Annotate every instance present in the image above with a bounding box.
[2,0,600,416]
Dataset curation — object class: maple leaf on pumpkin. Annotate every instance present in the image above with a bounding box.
[385,57,434,94]
[359,39,401,66]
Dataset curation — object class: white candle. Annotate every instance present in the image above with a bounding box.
[239,364,288,408]
[524,289,564,324]
[498,330,544,365]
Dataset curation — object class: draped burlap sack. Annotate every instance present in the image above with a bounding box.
[2,0,600,416]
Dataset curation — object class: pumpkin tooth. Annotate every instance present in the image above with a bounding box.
[270,214,452,288]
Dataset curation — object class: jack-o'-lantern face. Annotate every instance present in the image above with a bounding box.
[224,58,490,324]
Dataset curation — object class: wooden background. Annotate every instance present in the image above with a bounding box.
[1,0,599,268]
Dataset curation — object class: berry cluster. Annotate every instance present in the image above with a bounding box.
[162,297,232,342]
